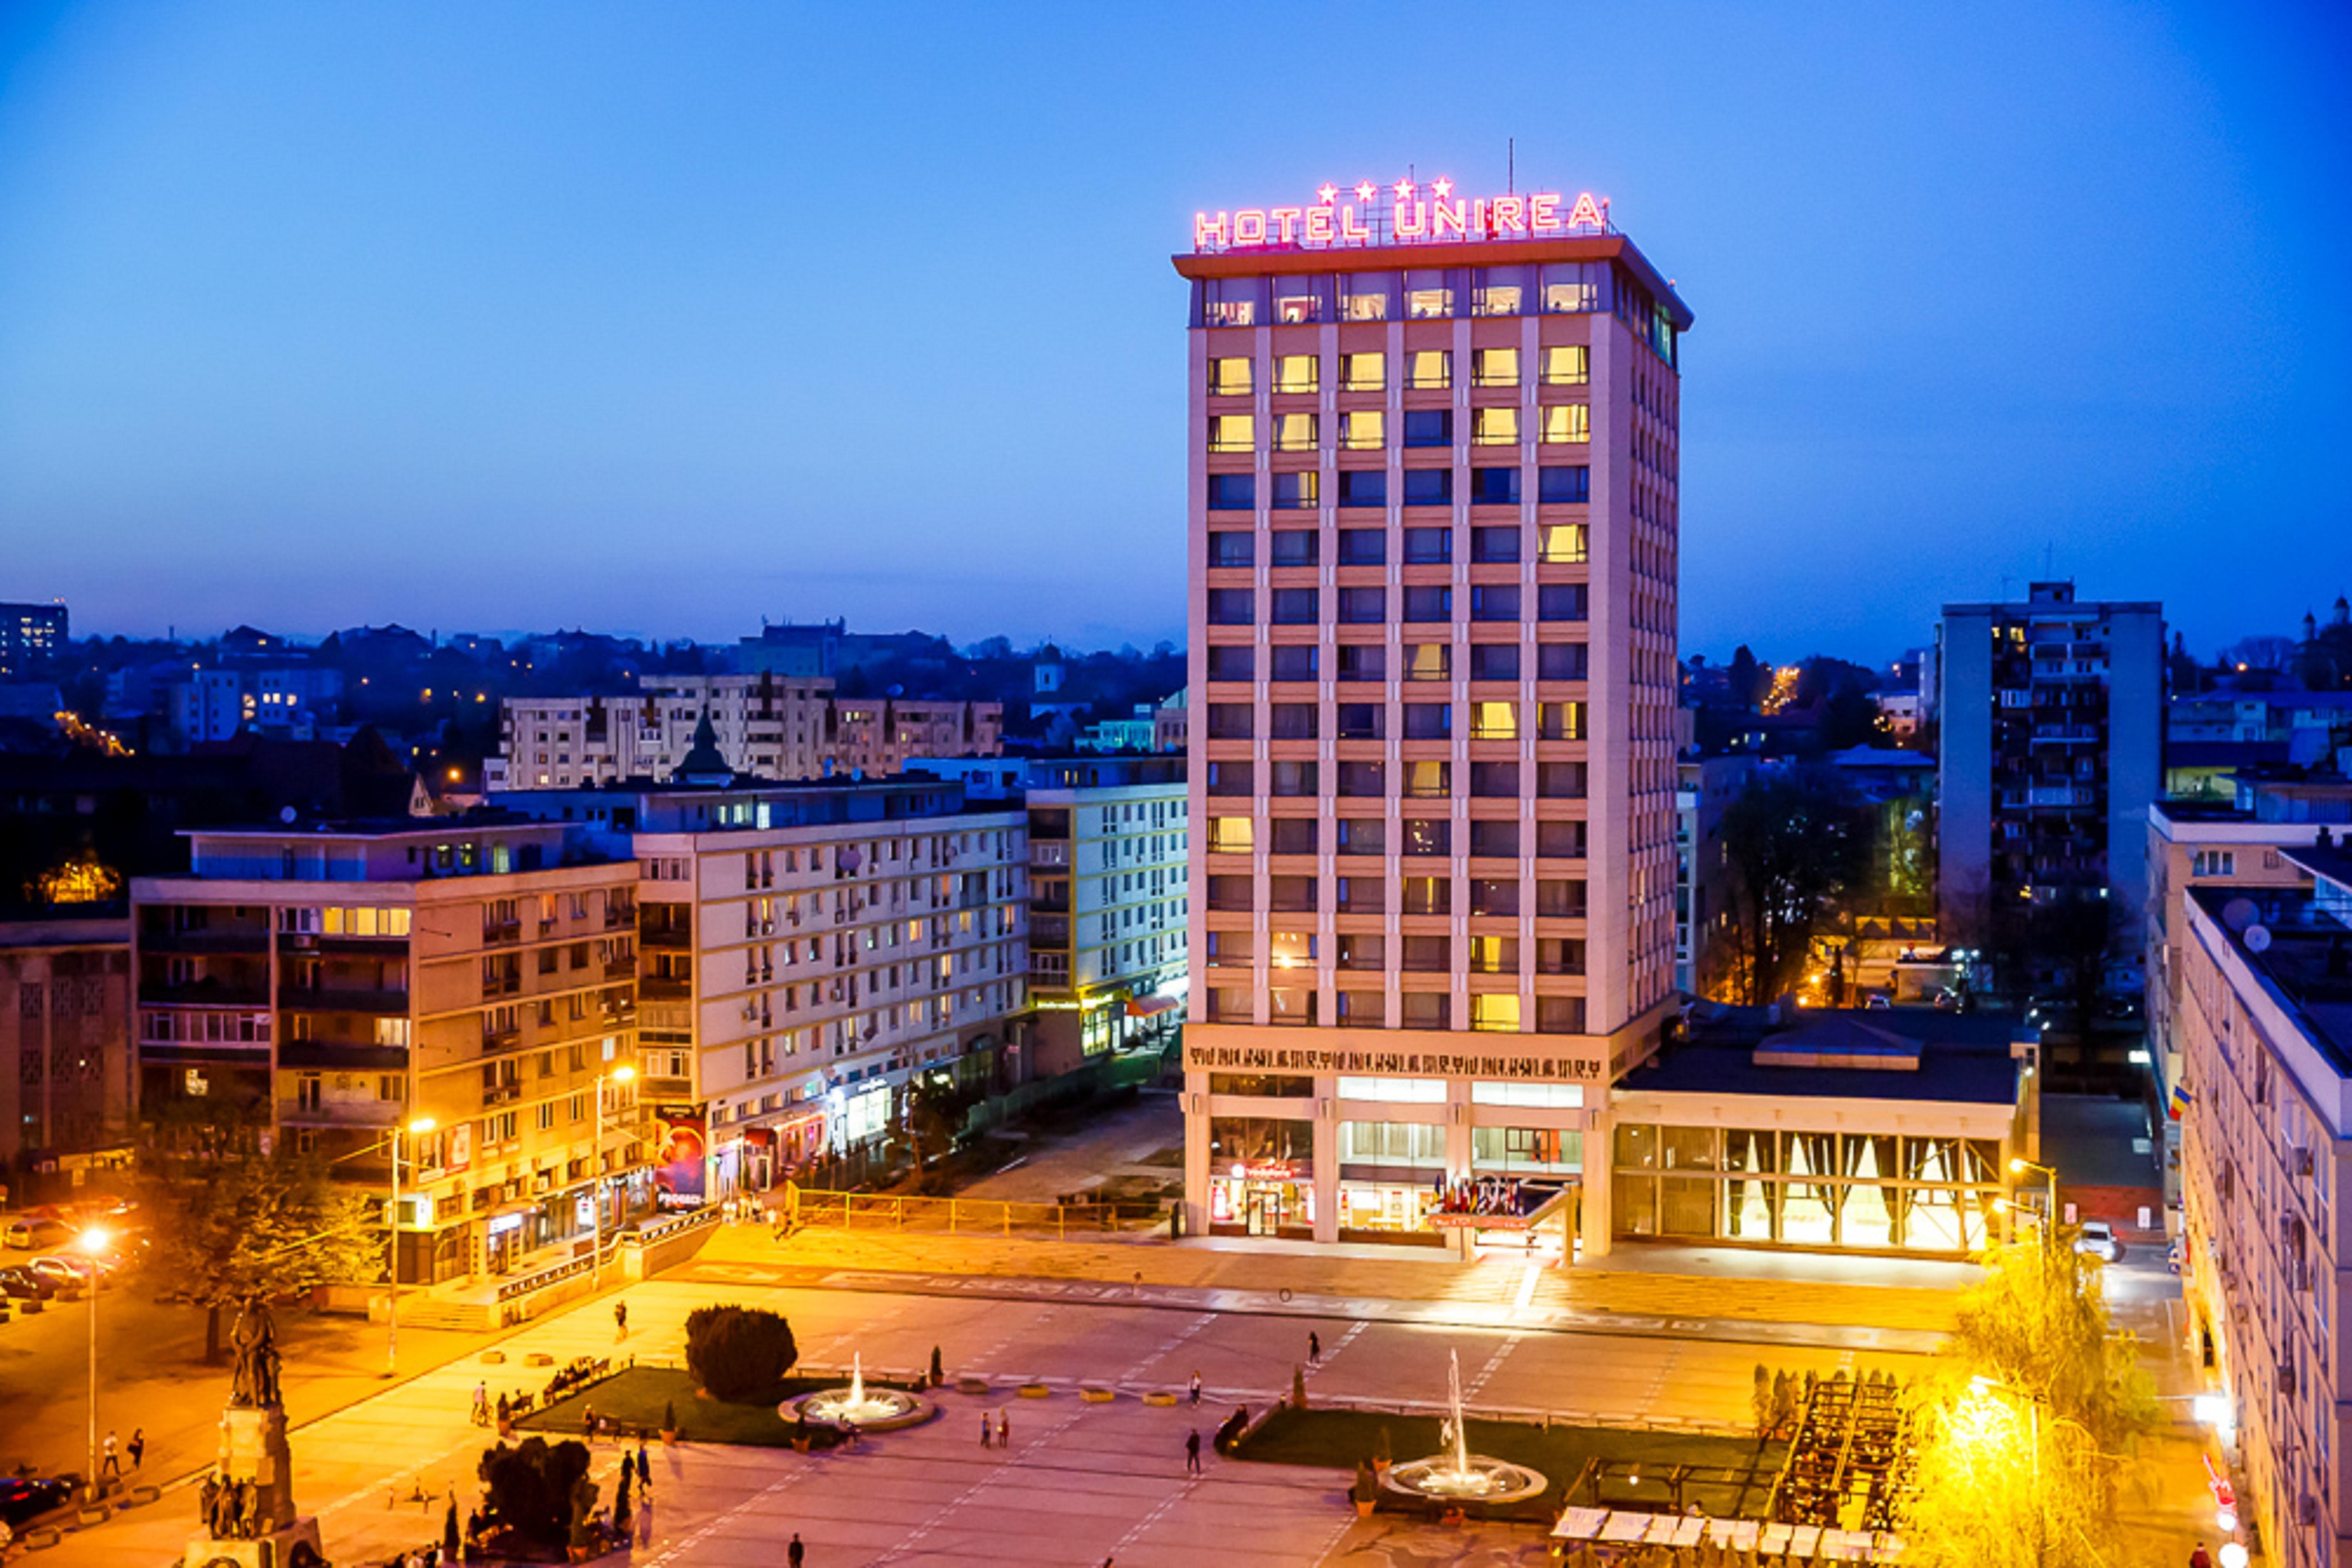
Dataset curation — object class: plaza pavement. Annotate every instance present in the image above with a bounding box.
[33,1246,1931,1567]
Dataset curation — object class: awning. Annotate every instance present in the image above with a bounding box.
[1125,995,1180,1019]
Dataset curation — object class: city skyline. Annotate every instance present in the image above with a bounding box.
[1,2,2346,657]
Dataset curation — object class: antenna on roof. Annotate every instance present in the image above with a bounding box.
[1508,137,1515,193]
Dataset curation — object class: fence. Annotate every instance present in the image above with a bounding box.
[782,1183,1165,1238]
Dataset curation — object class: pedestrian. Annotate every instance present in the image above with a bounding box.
[584,1404,597,1441]
[1188,1371,1201,1406]
[997,1409,1009,1448]
[2189,1546,2214,1568]
[980,1412,992,1449]
[471,1381,487,1424]
[100,1431,120,1479]
[788,1531,805,1566]
[614,1300,628,1340]
[1185,1429,1201,1475]
[128,1429,145,1470]
[636,1440,652,1492]
[1307,1331,1321,1364]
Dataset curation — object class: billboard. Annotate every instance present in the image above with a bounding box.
[652,1105,707,1211]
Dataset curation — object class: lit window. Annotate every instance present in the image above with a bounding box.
[1341,352,1385,391]
[1472,702,1518,741]
[1407,350,1452,389]
[1209,414,1255,453]
[1541,346,1589,385]
[1340,410,1385,449]
[1473,407,1519,446]
[1208,358,1253,396]
[1472,994,1521,1032]
[1273,413,1319,451]
[1405,274,1452,318]
[1473,348,1519,387]
[1539,523,1589,563]
[1540,405,1590,444]
[1208,818,1254,853]
[1273,355,1318,394]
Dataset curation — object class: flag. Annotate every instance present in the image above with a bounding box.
[2169,1080,2192,1121]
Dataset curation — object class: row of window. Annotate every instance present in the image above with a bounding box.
[1206,584,1587,625]
[1203,642,1589,682]
[1208,347,1588,396]
[1205,700,1586,742]
[1205,874,1590,918]
[1204,759,1589,799]
[1205,818,1587,858]
[1203,990,1589,1033]
[1212,522,1587,566]
[1209,466,1590,511]
[1192,262,1616,327]
[1209,407,1587,452]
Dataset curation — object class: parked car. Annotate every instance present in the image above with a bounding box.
[0,1476,76,1526]
[0,1265,56,1300]
[28,1256,102,1288]
[3,1217,68,1250]
[2075,1220,2126,1263]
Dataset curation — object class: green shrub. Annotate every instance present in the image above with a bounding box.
[684,1305,799,1402]
[478,1437,590,1550]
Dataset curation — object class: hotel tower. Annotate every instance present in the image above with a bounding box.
[1175,176,1692,1257]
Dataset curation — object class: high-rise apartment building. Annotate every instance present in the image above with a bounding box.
[1174,176,1690,1254]
[1936,582,2163,946]
[0,601,67,679]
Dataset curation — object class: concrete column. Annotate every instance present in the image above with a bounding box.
[1312,1084,1339,1243]
[1182,1071,1211,1233]
[1447,1088,1475,1259]
[1580,1102,1613,1259]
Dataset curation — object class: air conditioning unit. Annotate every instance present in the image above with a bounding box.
[2280,1362,2299,1396]
[2302,1494,2321,1527]
[2297,1148,2316,1178]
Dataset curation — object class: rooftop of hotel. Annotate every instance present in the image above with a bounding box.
[1618,1004,2034,1106]
[2187,882,2352,1074]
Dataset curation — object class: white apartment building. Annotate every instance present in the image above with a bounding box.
[485,674,1002,790]
[169,665,345,745]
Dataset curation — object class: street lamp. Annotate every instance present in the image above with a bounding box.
[2008,1157,2058,1250]
[591,1066,637,1292]
[387,1115,437,1379]
[77,1226,111,1501]
[1969,1375,2045,1554]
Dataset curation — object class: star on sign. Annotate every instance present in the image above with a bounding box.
[1432,177,1454,200]
[1392,178,1415,202]
[1316,183,1338,205]
[1354,181,1377,204]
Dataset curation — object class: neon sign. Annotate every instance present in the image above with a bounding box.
[1194,177,1608,254]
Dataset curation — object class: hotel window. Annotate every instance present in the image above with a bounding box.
[1340,410,1386,450]
[1401,993,1451,1029]
[1470,468,1521,507]
[1342,351,1386,391]
[1402,703,1451,741]
[1541,345,1590,385]
[1274,276,1333,324]
[1468,934,1516,972]
[1470,527,1520,567]
[1267,929,1317,971]
[1337,643,1386,681]
[1403,526,1452,565]
[1335,992,1384,1029]
[1270,760,1318,796]
[1406,349,1452,389]
[1469,643,1519,681]
[1273,413,1319,451]
[1404,269,1454,318]
[1402,761,1451,800]
[1401,468,1452,506]
[1336,703,1383,739]
[1335,876,1385,913]
[1540,262,1605,314]
[1472,267,1527,316]
[1539,701,1587,741]
[1540,405,1590,445]
[1472,701,1518,741]
[1270,471,1319,510]
[1402,585,1452,623]
[1472,347,1520,386]
[1208,357,1254,396]
[1338,526,1385,564]
[1401,409,1451,449]
[1341,273,1397,320]
[1404,643,1450,681]
[1540,523,1589,563]
[1539,583,1589,622]
[1207,474,1255,511]
[1470,584,1519,622]
[1205,930,1254,966]
[1269,703,1318,740]
[1269,587,1319,624]
[1401,876,1450,914]
[1206,645,1254,681]
[1205,588,1254,625]
[1199,276,1264,327]
[1209,414,1254,453]
[1208,532,1252,567]
[1535,824,1585,861]
[1269,528,1318,566]
[1207,818,1253,854]
[1336,761,1385,797]
[1338,587,1386,624]
[1269,818,1317,854]
[1470,820,1519,858]
[1206,704,1253,740]
[1269,643,1319,679]
[1471,994,1521,1032]
[1472,407,1519,447]
[1537,762,1587,799]
[1336,820,1385,859]
[1273,354,1319,394]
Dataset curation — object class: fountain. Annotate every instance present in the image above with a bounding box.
[1380,1349,1548,1506]
[787,1352,933,1432]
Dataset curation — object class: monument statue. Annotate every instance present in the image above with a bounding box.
[228,1302,282,1409]
[182,1298,325,1568]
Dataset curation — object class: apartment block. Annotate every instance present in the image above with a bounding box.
[1936,581,2164,946]
[0,915,133,1185]
[0,601,67,679]
[485,674,1002,790]
[1675,755,1748,1001]
[2175,846,2352,1567]
[168,665,345,746]
[1174,178,1690,1254]
[133,820,643,1283]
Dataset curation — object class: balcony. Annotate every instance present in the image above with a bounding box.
[641,1075,693,1101]
[142,981,272,1008]
[278,1097,403,1128]
[139,928,271,954]
[604,957,637,981]
[640,976,692,1002]
[1031,842,1071,869]
[481,1081,523,1107]
[482,919,523,945]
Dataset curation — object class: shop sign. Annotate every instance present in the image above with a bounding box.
[653,1105,708,1211]
[1430,1211,1531,1231]
[446,1123,473,1176]
[1186,1043,1601,1080]
[1194,178,1609,254]
[1231,1161,1298,1181]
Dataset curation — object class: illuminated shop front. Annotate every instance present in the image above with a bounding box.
[1206,1114,1314,1237]
[1611,1125,2006,1253]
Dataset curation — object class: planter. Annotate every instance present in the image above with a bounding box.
[1354,1500,1376,1518]
[661,1431,680,1446]
[1018,1383,1051,1399]
[790,1437,811,1454]
[482,1350,507,1365]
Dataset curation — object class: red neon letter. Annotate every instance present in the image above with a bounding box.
[1304,206,1336,244]
[1194,211,1228,250]
[1270,206,1302,244]
[1395,200,1428,239]
[1492,195,1527,235]
[1234,209,1267,245]
[1528,193,1561,231]
[1431,198,1467,238]
[1566,192,1606,229]
[1340,205,1370,242]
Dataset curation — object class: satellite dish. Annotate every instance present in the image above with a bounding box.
[280,805,298,825]
[2222,899,2260,933]
[2246,925,2274,954]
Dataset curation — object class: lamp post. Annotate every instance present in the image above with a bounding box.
[78,1225,111,1501]
[387,1115,437,1379]
[592,1066,637,1292]
[2009,1157,2059,1252]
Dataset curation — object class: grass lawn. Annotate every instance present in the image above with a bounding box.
[1235,1407,1784,1519]
[515,1366,924,1447]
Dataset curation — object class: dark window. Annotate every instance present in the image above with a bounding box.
[1271,472,1319,510]
[1269,818,1318,855]
[1337,643,1386,681]
[1206,703,1253,740]
[1538,465,1590,504]
[1338,587,1386,624]
[1536,879,1587,917]
[1336,818,1386,856]
[1471,879,1519,917]
[1209,474,1256,511]
[1471,761,1520,797]
[1537,762,1588,799]
[1270,587,1320,625]
[1335,992,1384,1029]
[1470,467,1521,506]
[1403,992,1452,1029]
[1336,760,1386,797]
[1270,529,1319,567]
[1206,760,1254,796]
[1403,585,1452,622]
[1268,876,1317,913]
[1403,703,1452,740]
[1335,876,1385,913]
[1401,467,1454,506]
[1403,410,1453,448]
[1269,703,1318,740]
[1536,820,1586,858]
[1537,642,1588,680]
[1401,877,1451,916]
[1269,644,1318,681]
[1538,583,1588,622]
[1401,936,1450,972]
[1537,996,1586,1034]
[1403,527,1452,564]
[1207,588,1254,626]
[1471,584,1520,621]
[1208,532,1253,567]
[1207,645,1255,681]
[1205,875,1252,912]
[1338,527,1386,565]
[1470,820,1519,858]
[1336,703,1383,740]
[1470,643,1520,681]
[1537,938,1585,974]
[1339,469,1388,508]
[1270,760,1319,796]
[1471,525,1520,563]
[1401,817,1450,856]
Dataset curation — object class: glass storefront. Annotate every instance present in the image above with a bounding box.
[1615,1124,2005,1253]
[1208,1115,1314,1237]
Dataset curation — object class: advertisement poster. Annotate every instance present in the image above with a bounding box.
[653,1106,707,1211]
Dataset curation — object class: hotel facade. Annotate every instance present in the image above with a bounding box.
[1175,178,1690,1255]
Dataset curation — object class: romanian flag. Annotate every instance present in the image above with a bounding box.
[2169,1081,2192,1121]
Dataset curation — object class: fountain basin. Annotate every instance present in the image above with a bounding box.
[1381,1454,1549,1506]
[786,1385,933,1433]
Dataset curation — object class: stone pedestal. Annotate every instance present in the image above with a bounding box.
[180,1405,326,1568]
[178,1516,326,1568]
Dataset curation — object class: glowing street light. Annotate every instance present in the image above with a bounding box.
[2009,1157,2059,1250]
[78,1225,112,1500]
[387,1115,437,1379]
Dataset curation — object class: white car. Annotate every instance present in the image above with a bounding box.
[2075,1220,2125,1263]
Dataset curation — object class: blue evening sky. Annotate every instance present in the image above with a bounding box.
[0,2,2345,661]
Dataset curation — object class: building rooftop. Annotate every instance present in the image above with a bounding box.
[2187,883,2352,1074]
[1618,1004,2033,1106]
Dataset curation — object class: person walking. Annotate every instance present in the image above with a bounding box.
[1307,1331,1321,1364]
[99,1432,120,1479]
[614,1300,628,1341]
[1188,1371,1201,1406]
[471,1381,488,1425]
[980,1412,993,1450]
[127,1429,145,1470]
[2189,1546,2214,1568]
[787,1532,805,1567]
[1184,1429,1201,1475]
[583,1404,597,1443]
[635,1440,652,1493]
[997,1409,1009,1448]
